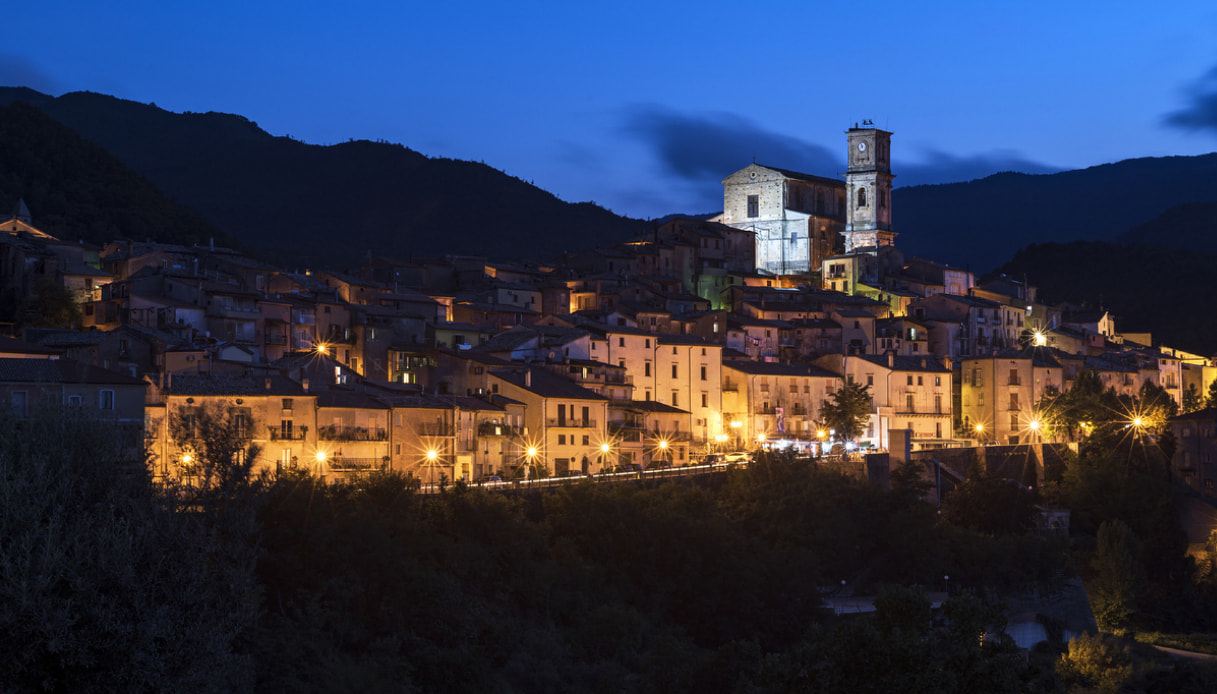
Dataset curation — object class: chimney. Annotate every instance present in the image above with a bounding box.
[265,378,272,390]
[887,352,894,368]
[920,358,927,369]
[525,370,532,388]
[302,378,309,393]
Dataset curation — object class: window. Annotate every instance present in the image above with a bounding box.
[907,375,913,386]
[917,376,923,386]
[978,393,984,407]
[558,434,566,445]
[857,188,867,207]
[935,394,942,414]
[671,346,677,355]
[747,195,759,218]
[645,390,652,401]
[645,339,650,348]
[1009,393,1019,411]
[672,364,678,378]
[99,390,114,410]
[935,376,941,386]
[906,394,914,412]
[1010,414,1019,430]
[671,391,679,407]
[701,393,708,408]
[879,189,887,208]
[700,366,707,381]
[619,337,625,347]
[582,435,589,446]
[867,374,874,386]
[645,362,652,377]
[67,394,82,406]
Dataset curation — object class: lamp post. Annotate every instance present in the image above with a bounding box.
[974,423,984,444]
[657,439,669,469]
[730,419,742,450]
[600,442,612,472]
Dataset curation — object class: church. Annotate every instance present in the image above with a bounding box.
[718,123,896,276]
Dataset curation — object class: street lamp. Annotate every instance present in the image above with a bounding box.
[599,442,612,471]
[525,445,539,479]
[974,423,984,443]
[657,439,669,468]
[425,448,440,485]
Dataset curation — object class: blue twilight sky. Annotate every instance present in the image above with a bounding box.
[4,1,1217,220]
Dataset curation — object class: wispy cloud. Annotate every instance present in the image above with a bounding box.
[1164,63,1217,137]
[0,54,61,94]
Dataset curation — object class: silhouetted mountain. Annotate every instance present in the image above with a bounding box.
[1117,200,1217,251]
[989,241,1217,353]
[0,100,230,247]
[896,155,1217,272]
[0,88,647,271]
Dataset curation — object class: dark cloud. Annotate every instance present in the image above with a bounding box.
[621,104,1059,195]
[0,54,61,94]
[1164,64,1217,136]
[620,104,839,184]
[896,148,1061,187]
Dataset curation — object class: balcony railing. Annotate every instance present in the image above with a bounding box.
[268,426,308,441]
[546,418,596,428]
[328,457,388,472]
[317,425,388,442]
[477,422,523,437]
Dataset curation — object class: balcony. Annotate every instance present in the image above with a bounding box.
[1008,377,1022,386]
[477,422,523,437]
[318,425,388,442]
[265,333,288,346]
[328,457,388,472]
[268,426,308,441]
[546,418,597,428]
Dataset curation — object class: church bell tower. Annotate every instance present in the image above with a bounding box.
[844,123,896,253]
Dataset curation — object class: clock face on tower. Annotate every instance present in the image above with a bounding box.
[857,142,867,152]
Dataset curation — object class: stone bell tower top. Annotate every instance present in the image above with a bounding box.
[844,121,896,253]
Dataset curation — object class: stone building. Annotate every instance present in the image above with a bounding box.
[719,123,896,276]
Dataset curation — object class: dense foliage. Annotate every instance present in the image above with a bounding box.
[12,406,1217,692]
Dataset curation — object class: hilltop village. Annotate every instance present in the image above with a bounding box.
[1,124,1212,493]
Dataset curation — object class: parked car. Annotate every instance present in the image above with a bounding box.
[723,452,752,464]
[480,475,503,483]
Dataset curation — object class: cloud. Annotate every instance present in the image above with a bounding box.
[0,54,61,94]
[620,104,839,184]
[1164,63,1217,136]
[620,104,1058,195]
[896,148,1061,187]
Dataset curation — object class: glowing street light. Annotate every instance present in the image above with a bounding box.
[315,342,329,356]
[1033,330,1047,347]
[315,450,327,463]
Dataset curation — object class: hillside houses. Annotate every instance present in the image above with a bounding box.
[5,124,1216,490]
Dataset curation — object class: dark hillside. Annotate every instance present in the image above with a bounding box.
[989,241,1217,354]
[896,154,1217,272]
[0,100,228,247]
[0,89,646,271]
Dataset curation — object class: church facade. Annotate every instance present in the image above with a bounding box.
[719,124,895,274]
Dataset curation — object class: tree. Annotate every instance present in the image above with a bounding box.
[1056,632,1134,693]
[14,276,82,329]
[1207,379,1217,410]
[1090,519,1143,631]
[819,380,872,443]
[1182,383,1204,414]
[0,404,258,692]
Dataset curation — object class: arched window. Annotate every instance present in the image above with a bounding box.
[857,187,867,207]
